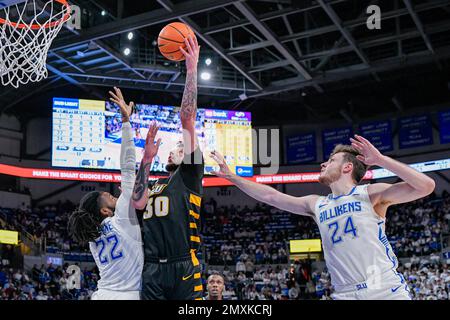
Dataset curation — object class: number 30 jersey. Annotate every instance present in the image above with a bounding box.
[141,148,204,259]
[312,184,401,291]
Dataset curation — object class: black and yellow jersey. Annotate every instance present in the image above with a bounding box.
[141,147,204,259]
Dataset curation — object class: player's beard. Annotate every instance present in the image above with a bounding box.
[165,163,179,172]
[318,167,342,186]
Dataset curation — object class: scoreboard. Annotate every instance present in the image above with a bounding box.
[53,99,109,169]
[52,98,254,176]
[203,110,253,176]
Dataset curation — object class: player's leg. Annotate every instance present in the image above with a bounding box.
[388,285,412,300]
[91,289,140,300]
[116,291,140,300]
[377,271,412,300]
[330,291,358,300]
[354,286,411,300]
[169,259,203,300]
[91,291,99,300]
[141,263,166,300]
[356,272,412,300]
[91,289,112,300]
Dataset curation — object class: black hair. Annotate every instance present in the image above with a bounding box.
[207,272,225,282]
[67,192,104,245]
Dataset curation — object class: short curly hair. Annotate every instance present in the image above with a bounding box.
[330,144,368,183]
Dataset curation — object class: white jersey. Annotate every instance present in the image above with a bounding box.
[89,122,143,293]
[89,216,143,292]
[312,184,407,293]
[91,288,140,300]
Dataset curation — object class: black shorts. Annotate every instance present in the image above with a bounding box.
[141,252,203,300]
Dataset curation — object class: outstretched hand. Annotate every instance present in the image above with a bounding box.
[350,134,384,167]
[109,87,134,122]
[143,121,162,162]
[180,35,200,72]
[209,150,233,179]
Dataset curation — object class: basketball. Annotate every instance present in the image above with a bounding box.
[158,22,195,61]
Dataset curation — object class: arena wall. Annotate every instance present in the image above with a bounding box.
[0,109,449,206]
[0,191,31,208]
[0,114,21,159]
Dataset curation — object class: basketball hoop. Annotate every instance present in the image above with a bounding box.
[0,0,71,88]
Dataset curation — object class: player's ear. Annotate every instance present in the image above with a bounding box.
[342,162,353,174]
[99,207,113,218]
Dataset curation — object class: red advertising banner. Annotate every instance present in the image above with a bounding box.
[0,163,374,187]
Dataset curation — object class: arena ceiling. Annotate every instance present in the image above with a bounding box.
[1,0,450,125]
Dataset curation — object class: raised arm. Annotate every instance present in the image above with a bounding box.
[179,35,200,155]
[210,150,318,217]
[350,135,435,215]
[132,122,161,210]
[109,87,135,198]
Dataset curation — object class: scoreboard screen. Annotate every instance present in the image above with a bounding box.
[203,109,253,177]
[52,98,253,176]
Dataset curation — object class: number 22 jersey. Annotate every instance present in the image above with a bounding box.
[89,122,144,292]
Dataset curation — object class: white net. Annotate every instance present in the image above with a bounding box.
[0,0,71,88]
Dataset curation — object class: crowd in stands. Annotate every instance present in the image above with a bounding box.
[202,200,319,266]
[0,261,99,300]
[105,102,204,137]
[1,258,332,300]
[399,254,450,300]
[386,192,450,258]
[0,191,449,299]
[206,260,334,300]
[203,257,450,300]
[0,201,83,253]
[2,258,448,300]
[202,192,449,265]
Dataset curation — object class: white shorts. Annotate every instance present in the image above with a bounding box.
[91,289,140,300]
[331,270,412,300]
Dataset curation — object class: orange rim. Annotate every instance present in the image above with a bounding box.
[0,0,71,30]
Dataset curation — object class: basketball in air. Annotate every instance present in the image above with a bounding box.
[158,22,196,61]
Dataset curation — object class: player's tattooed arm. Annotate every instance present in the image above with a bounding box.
[132,162,152,210]
[179,35,200,155]
[180,69,198,122]
[132,121,161,210]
